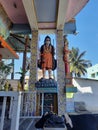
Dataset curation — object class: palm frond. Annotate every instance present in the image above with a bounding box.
[69,47,92,77]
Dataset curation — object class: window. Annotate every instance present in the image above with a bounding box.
[96,72,98,76]
[91,73,95,78]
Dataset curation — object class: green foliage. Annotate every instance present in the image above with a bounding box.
[16,67,27,84]
[0,62,12,75]
[0,61,13,88]
[69,47,92,77]
[0,61,12,78]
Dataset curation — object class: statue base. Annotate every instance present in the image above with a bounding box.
[35,78,58,93]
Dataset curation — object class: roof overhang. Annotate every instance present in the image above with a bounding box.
[22,0,89,31]
[0,0,89,33]
[0,36,19,59]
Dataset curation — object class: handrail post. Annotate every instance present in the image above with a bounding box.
[0,97,7,130]
[11,92,22,130]
[41,93,44,116]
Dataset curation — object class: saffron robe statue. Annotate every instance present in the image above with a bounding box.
[38,36,57,79]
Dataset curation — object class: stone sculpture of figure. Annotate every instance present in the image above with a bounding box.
[63,36,71,76]
[38,36,56,79]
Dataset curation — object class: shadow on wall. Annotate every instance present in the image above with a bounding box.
[74,92,98,112]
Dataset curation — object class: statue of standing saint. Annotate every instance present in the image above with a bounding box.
[63,36,71,76]
[38,36,57,79]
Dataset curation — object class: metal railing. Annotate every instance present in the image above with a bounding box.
[0,91,22,130]
[19,91,42,118]
[0,91,42,130]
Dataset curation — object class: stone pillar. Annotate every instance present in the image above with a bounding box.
[29,30,38,91]
[56,30,66,115]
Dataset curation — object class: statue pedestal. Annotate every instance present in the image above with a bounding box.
[35,78,58,114]
[35,78,58,93]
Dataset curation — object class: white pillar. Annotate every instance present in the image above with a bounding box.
[0,97,7,130]
[11,92,21,130]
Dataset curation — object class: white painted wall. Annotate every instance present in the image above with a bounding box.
[73,78,98,113]
[87,64,98,80]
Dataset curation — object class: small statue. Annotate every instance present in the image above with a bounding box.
[4,81,9,91]
[17,81,22,91]
[63,36,71,76]
[38,36,57,79]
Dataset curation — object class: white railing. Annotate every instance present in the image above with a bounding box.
[0,91,22,130]
[19,91,42,118]
[0,91,43,130]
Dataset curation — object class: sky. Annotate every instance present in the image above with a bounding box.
[68,0,98,66]
[10,0,98,79]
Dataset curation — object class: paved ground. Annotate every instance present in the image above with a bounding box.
[0,102,40,130]
[3,114,98,130]
[0,104,37,130]
[1,118,40,130]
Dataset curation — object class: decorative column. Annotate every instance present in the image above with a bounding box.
[29,30,38,91]
[63,36,77,113]
[22,36,29,90]
[63,36,77,91]
[63,36,71,77]
[57,30,66,115]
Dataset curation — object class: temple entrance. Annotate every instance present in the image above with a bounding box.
[36,93,58,116]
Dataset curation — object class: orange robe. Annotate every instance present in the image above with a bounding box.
[41,45,53,70]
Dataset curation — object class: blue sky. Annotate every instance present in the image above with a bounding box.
[68,0,98,65]
[13,0,98,79]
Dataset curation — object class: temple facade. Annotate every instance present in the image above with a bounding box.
[0,1,90,129]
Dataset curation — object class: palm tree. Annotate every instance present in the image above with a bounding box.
[16,67,28,86]
[69,47,92,77]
